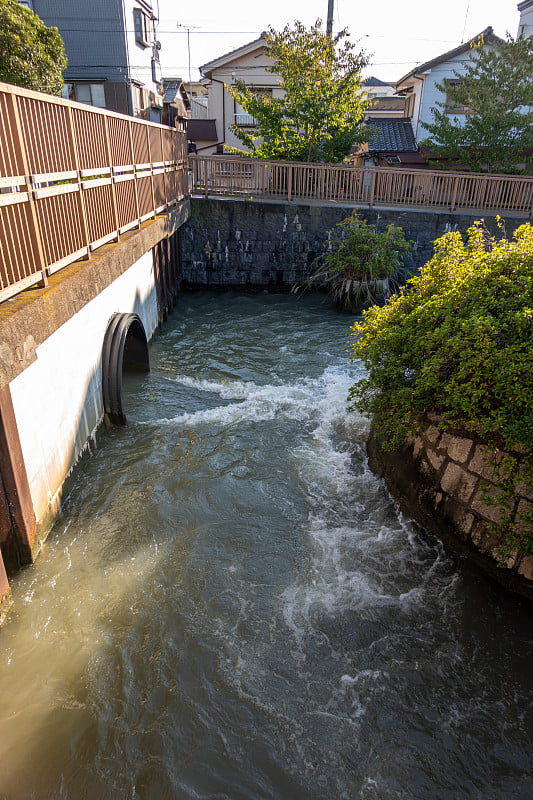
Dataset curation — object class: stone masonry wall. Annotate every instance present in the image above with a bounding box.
[368,420,533,600]
[182,197,526,289]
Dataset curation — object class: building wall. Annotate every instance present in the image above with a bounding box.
[32,0,127,84]
[413,56,476,141]
[9,253,159,527]
[31,0,161,119]
[123,0,162,120]
[206,49,284,152]
[518,0,533,38]
[405,41,500,142]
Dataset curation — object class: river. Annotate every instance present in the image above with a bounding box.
[0,292,532,800]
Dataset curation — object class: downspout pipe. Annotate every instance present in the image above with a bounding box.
[411,71,425,140]
[201,71,226,152]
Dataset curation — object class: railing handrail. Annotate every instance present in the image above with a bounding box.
[0,81,188,304]
[189,153,533,184]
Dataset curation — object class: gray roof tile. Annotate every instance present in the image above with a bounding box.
[365,118,418,152]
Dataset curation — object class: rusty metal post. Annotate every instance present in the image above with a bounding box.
[0,385,36,567]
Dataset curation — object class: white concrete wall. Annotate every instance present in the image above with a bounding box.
[9,251,159,525]
[206,49,284,152]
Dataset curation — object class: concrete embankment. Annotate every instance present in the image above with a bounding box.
[368,422,533,600]
[183,197,526,289]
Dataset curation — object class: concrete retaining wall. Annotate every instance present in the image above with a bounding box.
[368,421,533,600]
[9,251,159,531]
[0,202,188,585]
[183,197,527,289]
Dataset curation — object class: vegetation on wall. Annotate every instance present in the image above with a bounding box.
[0,0,66,95]
[349,220,533,556]
[421,34,533,174]
[307,212,411,310]
[229,20,370,163]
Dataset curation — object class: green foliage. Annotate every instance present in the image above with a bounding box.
[309,212,411,309]
[421,34,533,174]
[0,0,66,95]
[229,20,370,163]
[349,220,533,555]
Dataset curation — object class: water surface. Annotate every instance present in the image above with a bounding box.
[0,292,531,800]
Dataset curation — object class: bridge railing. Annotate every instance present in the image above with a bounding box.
[0,82,188,303]
[189,154,533,218]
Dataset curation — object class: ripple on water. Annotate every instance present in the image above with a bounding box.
[0,293,531,800]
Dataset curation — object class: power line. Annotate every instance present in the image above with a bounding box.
[47,26,460,44]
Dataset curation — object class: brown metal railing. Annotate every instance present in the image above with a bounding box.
[0,82,188,303]
[189,155,533,218]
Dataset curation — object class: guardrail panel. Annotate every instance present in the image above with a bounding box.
[0,82,188,303]
[189,155,533,218]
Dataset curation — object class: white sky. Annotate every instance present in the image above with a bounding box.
[154,0,521,84]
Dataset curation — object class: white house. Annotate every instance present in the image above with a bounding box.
[518,0,533,38]
[196,35,283,155]
[395,27,503,143]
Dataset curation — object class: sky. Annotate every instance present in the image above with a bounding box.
[154,0,521,84]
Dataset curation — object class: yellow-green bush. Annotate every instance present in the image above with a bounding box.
[350,220,533,556]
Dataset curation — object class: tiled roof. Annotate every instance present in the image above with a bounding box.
[365,118,418,153]
[163,86,179,104]
[363,76,391,87]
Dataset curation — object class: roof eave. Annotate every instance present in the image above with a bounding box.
[396,26,503,89]
[200,35,267,76]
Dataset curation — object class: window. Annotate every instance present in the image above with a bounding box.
[132,85,150,119]
[63,82,106,108]
[133,7,151,48]
[444,79,473,115]
[234,89,272,127]
[405,92,415,118]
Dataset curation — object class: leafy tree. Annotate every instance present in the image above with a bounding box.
[0,0,67,95]
[421,35,533,173]
[229,20,370,163]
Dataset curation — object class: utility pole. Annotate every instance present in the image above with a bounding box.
[326,0,334,37]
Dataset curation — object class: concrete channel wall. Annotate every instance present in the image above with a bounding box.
[182,197,527,289]
[0,201,188,620]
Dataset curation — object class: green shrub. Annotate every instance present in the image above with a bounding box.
[309,211,411,310]
[349,219,533,557]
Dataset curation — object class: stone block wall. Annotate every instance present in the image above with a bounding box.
[183,197,526,290]
[368,421,533,600]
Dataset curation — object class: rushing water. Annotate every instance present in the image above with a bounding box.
[0,292,532,800]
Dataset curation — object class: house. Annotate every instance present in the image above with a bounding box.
[189,82,209,120]
[518,0,533,38]
[350,118,425,167]
[363,77,405,118]
[162,78,190,127]
[195,34,283,155]
[395,27,504,143]
[22,0,164,120]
